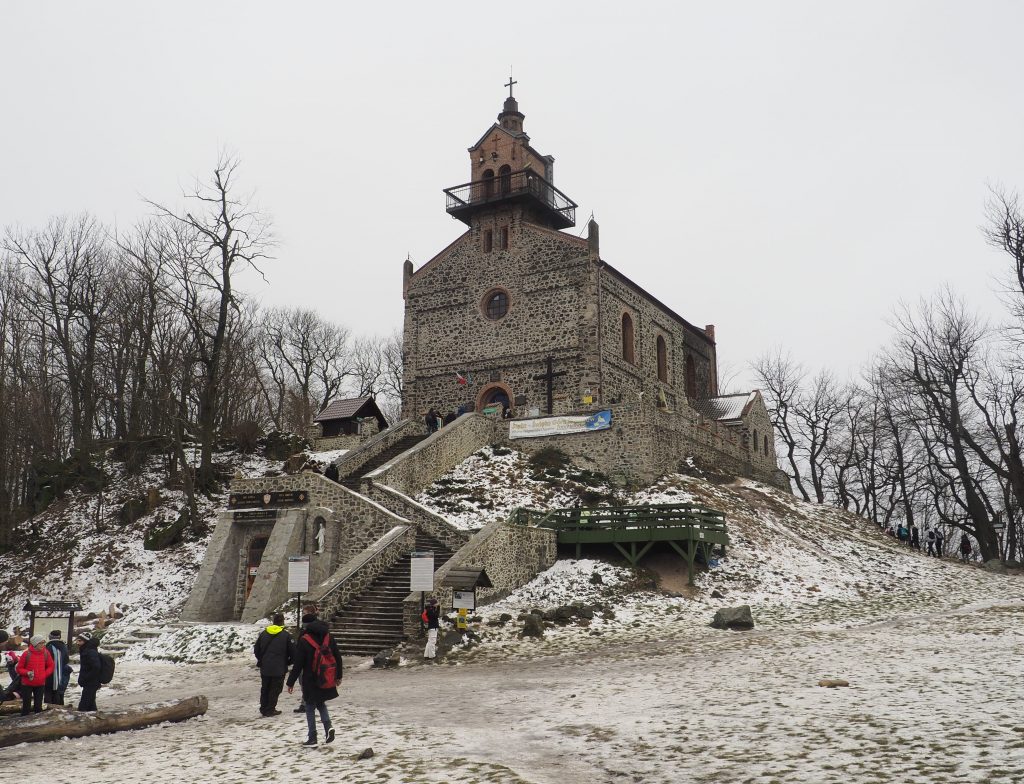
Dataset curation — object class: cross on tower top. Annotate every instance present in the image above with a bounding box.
[505,71,517,98]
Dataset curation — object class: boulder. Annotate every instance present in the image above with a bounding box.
[118,496,149,527]
[499,613,513,623]
[520,614,544,638]
[356,748,374,760]
[283,453,310,475]
[263,431,309,461]
[372,648,400,668]
[144,509,188,551]
[710,589,726,599]
[817,679,850,688]
[710,605,754,630]
[576,606,595,620]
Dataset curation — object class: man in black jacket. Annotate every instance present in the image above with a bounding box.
[287,613,341,747]
[75,632,101,712]
[44,630,72,705]
[253,613,293,717]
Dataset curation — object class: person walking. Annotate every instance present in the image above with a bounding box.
[910,524,921,551]
[76,632,101,712]
[422,598,440,661]
[926,528,937,557]
[254,612,293,717]
[44,630,72,705]
[287,612,341,747]
[15,635,54,715]
[960,533,973,562]
[935,528,945,557]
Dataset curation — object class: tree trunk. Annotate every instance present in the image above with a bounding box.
[0,696,207,747]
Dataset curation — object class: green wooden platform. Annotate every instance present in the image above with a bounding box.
[510,503,728,585]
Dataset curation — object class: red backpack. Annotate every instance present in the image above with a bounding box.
[302,633,339,689]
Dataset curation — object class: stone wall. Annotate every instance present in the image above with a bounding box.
[311,434,362,453]
[367,412,499,496]
[402,519,558,638]
[362,483,470,553]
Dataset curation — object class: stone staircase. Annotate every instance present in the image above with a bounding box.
[330,531,454,657]
[339,433,428,489]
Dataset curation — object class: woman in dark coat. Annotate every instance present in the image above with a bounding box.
[286,615,341,746]
[76,633,101,712]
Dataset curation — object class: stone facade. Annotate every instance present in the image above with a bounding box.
[400,93,782,488]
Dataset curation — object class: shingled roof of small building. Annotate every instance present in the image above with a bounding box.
[313,396,385,424]
[691,391,759,423]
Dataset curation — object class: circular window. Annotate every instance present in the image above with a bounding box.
[483,289,509,320]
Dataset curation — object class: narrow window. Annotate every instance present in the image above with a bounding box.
[763,434,769,454]
[685,355,697,398]
[500,226,509,250]
[656,335,668,383]
[622,313,635,364]
[499,164,512,195]
[753,428,759,452]
[482,169,495,198]
[484,230,493,253]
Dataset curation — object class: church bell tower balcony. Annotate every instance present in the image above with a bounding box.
[444,168,577,230]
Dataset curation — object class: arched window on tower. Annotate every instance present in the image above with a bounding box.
[622,313,635,364]
[499,164,512,195]
[764,434,770,455]
[656,336,668,383]
[752,428,759,453]
[685,355,697,398]
[482,169,495,199]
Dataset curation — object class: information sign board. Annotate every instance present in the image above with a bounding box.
[410,551,435,591]
[453,590,476,610]
[287,556,310,594]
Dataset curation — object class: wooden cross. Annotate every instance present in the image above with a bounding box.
[505,72,517,98]
[533,355,567,415]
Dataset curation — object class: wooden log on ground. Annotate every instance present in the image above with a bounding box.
[0,696,208,747]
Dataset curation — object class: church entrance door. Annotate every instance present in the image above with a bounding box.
[478,383,512,416]
[245,535,270,600]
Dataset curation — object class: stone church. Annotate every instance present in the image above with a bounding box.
[401,87,785,487]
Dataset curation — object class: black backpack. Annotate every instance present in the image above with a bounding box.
[98,652,116,684]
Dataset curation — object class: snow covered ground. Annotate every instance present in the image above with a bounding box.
[6,446,1024,782]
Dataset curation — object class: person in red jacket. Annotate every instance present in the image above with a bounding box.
[16,635,54,715]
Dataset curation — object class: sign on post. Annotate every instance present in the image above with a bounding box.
[453,590,476,611]
[287,556,310,594]
[410,551,435,591]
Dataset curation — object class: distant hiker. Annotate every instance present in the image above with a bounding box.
[254,613,293,717]
[926,528,937,557]
[443,410,457,427]
[885,525,895,538]
[897,524,909,544]
[960,534,973,562]
[16,635,54,715]
[910,524,921,550]
[44,630,72,705]
[425,408,440,434]
[935,528,945,557]
[422,597,440,660]
[286,612,341,747]
[76,632,101,712]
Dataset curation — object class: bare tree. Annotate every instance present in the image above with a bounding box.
[149,156,273,496]
[752,350,811,501]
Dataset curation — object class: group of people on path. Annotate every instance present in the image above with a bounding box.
[253,606,342,747]
[884,523,975,561]
[1,628,104,715]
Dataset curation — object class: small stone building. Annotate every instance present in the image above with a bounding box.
[308,396,387,451]
[400,88,785,486]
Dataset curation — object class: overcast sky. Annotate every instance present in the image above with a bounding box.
[3,1,1023,390]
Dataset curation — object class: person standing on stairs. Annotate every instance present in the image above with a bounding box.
[422,597,441,661]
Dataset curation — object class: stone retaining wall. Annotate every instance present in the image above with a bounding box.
[367,412,499,496]
[362,483,470,553]
[311,434,362,453]
[333,418,426,480]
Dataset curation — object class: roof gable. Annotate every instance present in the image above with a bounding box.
[314,396,386,424]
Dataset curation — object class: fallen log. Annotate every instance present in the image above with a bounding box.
[0,695,208,747]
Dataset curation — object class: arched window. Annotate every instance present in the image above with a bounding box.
[685,355,697,398]
[482,169,495,198]
[656,335,668,383]
[499,164,512,195]
[622,313,635,364]
[752,428,759,452]
[763,434,769,454]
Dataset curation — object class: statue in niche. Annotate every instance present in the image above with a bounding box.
[314,519,326,554]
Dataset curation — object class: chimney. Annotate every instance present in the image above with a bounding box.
[705,324,716,343]
[402,258,414,299]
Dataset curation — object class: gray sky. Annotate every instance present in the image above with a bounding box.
[4,1,1023,390]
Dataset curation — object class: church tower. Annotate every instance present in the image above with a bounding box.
[443,79,578,232]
